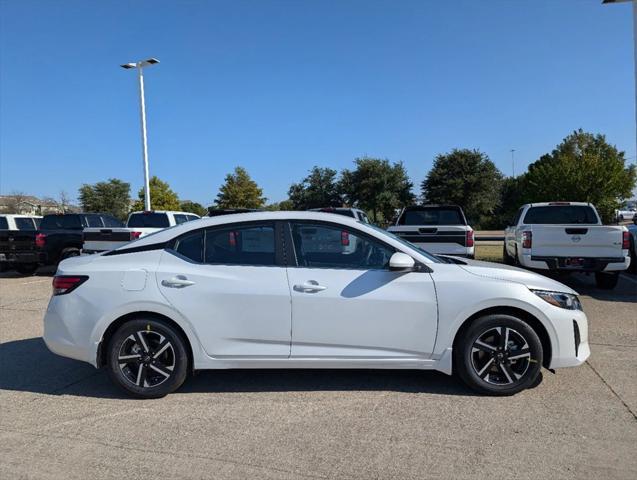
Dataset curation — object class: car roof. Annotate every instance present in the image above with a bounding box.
[129,210,200,216]
[525,202,591,207]
[0,214,42,218]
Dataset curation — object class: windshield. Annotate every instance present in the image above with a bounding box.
[364,223,441,263]
[128,213,170,228]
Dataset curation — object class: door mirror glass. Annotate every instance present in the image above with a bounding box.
[389,252,415,271]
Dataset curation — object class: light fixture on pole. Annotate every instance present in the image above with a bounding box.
[510,149,516,177]
[121,58,160,211]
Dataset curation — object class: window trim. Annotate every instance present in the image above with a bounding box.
[166,220,285,267]
[284,220,399,271]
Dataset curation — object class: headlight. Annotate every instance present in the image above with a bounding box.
[531,290,582,310]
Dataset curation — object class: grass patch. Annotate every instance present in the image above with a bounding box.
[475,244,503,263]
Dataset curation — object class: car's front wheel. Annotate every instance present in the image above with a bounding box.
[107,318,189,398]
[454,314,543,395]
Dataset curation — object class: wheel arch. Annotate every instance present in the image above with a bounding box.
[451,306,552,369]
[96,311,195,373]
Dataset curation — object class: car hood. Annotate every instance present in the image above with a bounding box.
[455,258,579,295]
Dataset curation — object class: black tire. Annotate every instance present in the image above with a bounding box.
[628,239,636,275]
[503,244,513,265]
[454,314,543,396]
[595,272,619,290]
[15,263,38,275]
[60,248,80,262]
[107,317,189,398]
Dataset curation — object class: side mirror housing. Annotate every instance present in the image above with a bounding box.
[389,252,415,272]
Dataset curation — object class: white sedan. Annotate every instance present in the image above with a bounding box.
[43,211,589,398]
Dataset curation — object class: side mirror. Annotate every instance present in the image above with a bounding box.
[389,252,415,272]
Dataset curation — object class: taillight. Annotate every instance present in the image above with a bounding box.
[522,231,532,249]
[130,231,142,240]
[623,231,630,250]
[229,231,237,246]
[341,231,350,246]
[52,275,88,295]
[35,233,46,248]
[466,230,474,248]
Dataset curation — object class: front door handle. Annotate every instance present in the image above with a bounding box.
[293,280,327,293]
[162,275,195,288]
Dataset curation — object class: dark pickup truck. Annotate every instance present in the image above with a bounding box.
[0,217,40,274]
[36,213,124,267]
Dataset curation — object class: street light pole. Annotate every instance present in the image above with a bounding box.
[510,149,516,177]
[121,58,160,211]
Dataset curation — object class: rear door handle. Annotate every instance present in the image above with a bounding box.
[161,275,195,288]
[293,281,327,292]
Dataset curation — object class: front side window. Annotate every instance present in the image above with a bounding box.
[291,222,394,270]
[205,224,276,266]
[15,218,36,230]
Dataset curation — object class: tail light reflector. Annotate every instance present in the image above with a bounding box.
[229,231,237,246]
[52,275,88,295]
[522,231,532,249]
[341,231,350,246]
[622,231,630,250]
[35,233,46,248]
[130,231,142,240]
[466,230,474,248]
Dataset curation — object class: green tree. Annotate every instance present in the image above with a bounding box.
[215,167,266,209]
[521,130,636,223]
[132,176,180,211]
[421,149,503,227]
[78,178,131,220]
[264,199,295,211]
[288,166,342,209]
[339,157,414,223]
[179,200,207,217]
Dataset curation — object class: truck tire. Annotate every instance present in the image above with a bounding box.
[503,244,513,265]
[629,239,636,275]
[15,263,38,275]
[595,272,619,290]
[60,248,80,262]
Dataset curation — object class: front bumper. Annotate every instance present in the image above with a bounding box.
[548,308,590,369]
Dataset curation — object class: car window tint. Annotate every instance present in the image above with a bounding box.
[291,222,393,270]
[40,215,82,230]
[398,208,464,226]
[0,217,9,229]
[523,206,598,224]
[128,213,170,228]
[174,231,204,262]
[15,218,36,230]
[205,224,275,266]
[174,214,189,225]
[86,215,103,228]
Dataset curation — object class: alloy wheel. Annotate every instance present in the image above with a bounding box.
[118,331,175,388]
[470,327,532,385]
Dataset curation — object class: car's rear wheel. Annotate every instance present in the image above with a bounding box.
[454,314,543,395]
[595,272,619,290]
[106,318,188,398]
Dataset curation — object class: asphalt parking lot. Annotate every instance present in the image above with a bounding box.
[0,268,636,479]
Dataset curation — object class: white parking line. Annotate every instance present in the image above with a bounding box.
[620,274,637,286]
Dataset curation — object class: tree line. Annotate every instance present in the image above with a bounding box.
[77,129,636,227]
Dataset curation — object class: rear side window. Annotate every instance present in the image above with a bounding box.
[174,214,189,225]
[398,207,465,226]
[40,215,82,230]
[85,215,103,228]
[0,217,8,229]
[174,231,204,263]
[523,206,598,224]
[128,213,170,228]
[15,218,36,230]
[205,224,276,266]
[102,215,124,227]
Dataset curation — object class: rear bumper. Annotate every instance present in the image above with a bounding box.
[0,251,39,264]
[522,254,629,272]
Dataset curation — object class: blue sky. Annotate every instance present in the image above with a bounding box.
[1,0,635,205]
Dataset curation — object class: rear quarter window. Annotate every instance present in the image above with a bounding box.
[523,206,598,224]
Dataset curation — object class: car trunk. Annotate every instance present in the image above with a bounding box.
[530,225,624,258]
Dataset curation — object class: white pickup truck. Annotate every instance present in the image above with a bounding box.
[82,210,200,254]
[504,202,630,289]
